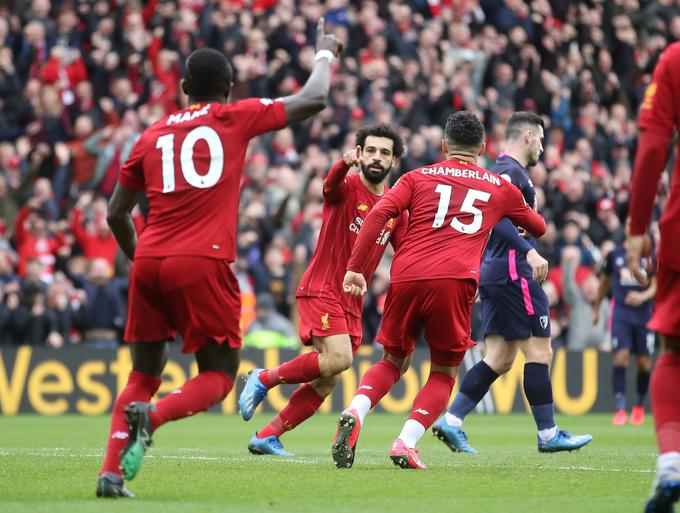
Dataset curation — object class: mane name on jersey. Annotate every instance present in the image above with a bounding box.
[420,166,501,185]
[166,104,212,125]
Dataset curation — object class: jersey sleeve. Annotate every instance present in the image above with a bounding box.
[216,98,287,139]
[630,47,679,235]
[638,50,677,138]
[323,159,351,203]
[346,173,413,274]
[501,184,546,238]
[492,218,534,254]
[118,136,147,191]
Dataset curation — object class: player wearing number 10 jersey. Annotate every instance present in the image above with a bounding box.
[96,21,344,498]
[337,111,547,469]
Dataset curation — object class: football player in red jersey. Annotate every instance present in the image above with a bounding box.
[337,111,547,469]
[626,42,680,513]
[239,124,406,458]
[95,20,343,498]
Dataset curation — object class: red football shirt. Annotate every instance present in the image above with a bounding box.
[296,159,406,318]
[119,98,287,261]
[346,159,546,282]
[630,42,680,269]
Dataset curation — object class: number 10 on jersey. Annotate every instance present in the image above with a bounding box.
[156,126,225,192]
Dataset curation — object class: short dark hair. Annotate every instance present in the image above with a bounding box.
[505,111,544,141]
[355,123,405,159]
[184,48,233,100]
[444,111,484,150]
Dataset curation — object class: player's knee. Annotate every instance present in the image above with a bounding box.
[324,347,353,375]
[313,374,342,396]
[613,350,630,367]
[486,355,514,375]
[526,346,552,366]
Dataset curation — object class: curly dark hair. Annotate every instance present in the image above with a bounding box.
[444,111,484,150]
[183,48,233,100]
[355,123,405,159]
[505,111,544,141]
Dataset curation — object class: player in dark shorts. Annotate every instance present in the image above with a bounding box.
[96,20,343,498]
[593,238,656,426]
[432,112,592,454]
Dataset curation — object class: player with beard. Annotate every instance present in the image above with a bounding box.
[432,112,593,454]
[239,124,406,455]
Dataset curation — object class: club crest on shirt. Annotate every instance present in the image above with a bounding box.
[356,203,369,213]
[539,316,549,330]
[386,218,395,229]
[321,313,330,331]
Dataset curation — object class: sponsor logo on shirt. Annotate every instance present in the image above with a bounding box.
[321,313,330,331]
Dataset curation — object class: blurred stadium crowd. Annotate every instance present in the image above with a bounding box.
[0,0,676,350]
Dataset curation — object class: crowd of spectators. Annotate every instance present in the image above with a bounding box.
[0,0,676,350]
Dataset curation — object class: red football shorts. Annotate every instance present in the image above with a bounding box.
[125,256,242,353]
[649,262,680,337]
[297,296,362,354]
[377,278,476,367]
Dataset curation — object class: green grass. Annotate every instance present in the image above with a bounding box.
[0,413,656,513]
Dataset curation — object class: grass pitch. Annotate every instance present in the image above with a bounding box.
[0,413,655,513]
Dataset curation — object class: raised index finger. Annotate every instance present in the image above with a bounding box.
[317,17,325,39]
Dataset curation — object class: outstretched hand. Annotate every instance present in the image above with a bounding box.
[343,270,367,297]
[316,17,344,57]
[342,146,362,167]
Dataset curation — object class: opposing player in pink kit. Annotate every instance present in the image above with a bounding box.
[337,111,547,469]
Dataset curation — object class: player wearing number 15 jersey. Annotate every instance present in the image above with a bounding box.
[336,111,547,470]
[96,21,344,498]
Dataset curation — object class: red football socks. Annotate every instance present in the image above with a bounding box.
[408,371,456,430]
[355,358,401,405]
[258,384,325,439]
[259,352,322,388]
[149,371,233,430]
[651,353,680,453]
[100,371,161,477]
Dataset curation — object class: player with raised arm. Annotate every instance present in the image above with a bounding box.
[592,235,656,426]
[431,112,592,454]
[95,20,343,498]
[625,42,680,513]
[239,124,406,456]
[239,125,406,456]
[336,111,547,469]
